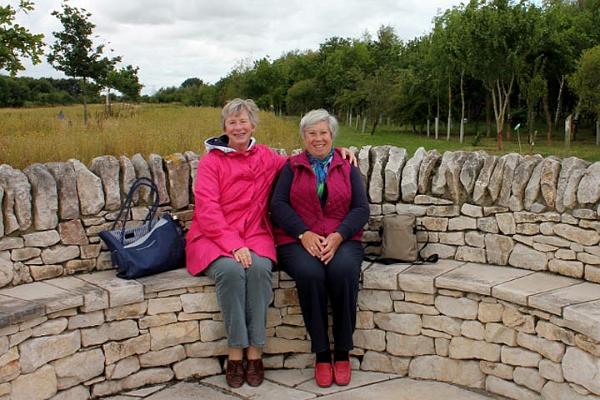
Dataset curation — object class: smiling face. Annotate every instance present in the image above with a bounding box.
[224,110,255,152]
[303,120,333,159]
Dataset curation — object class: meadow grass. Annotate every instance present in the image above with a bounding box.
[1,104,598,170]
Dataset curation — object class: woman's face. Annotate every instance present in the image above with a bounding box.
[303,121,333,159]
[224,110,255,151]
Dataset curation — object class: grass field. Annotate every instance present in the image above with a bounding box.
[1,103,598,169]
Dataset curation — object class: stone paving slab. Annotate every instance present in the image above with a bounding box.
[435,262,533,295]
[528,281,600,315]
[145,382,237,399]
[0,294,44,327]
[492,272,579,306]
[202,373,317,400]
[46,276,109,312]
[563,299,600,341]
[398,259,465,294]
[362,263,412,290]
[78,270,144,307]
[319,378,496,400]
[135,268,211,294]
[265,368,314,386]
[295,369,397,396]
[0,281,83,313]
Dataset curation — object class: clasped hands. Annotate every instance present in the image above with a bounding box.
[300,231,343,264]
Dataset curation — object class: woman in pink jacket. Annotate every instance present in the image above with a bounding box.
[186,99,354,388]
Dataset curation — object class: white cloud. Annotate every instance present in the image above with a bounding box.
[11,0,463,94]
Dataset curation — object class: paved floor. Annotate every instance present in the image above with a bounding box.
[102,369,502,400]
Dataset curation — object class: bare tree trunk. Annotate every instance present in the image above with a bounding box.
[447,76,452,141]
[370,116,379,136]
[485,93,492,137]
[362,117,367,133]
[506,95,511,141]
[543,90,552,145]
[459,70,465,143]
[436,93,440,140]
[554,75,565,126]
[490,76,515,151]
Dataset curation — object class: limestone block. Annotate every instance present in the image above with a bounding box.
[427,205,461,217]
[434,296,478,319]
[77,271,144,308]
[10,364,57,400]
[420,243,457,260]
[460,151,485,198]
[541,381,598,400]
[180,292,219,313]
[448,337,500,361]
[445,151,470,203]
[419,216,449,231]
[540,157,561,209]
[396,204,427,217]
[432,151,453,196]
[510,155,542,211]
[360,351,409,375]
[496,213,516,235]
[539,359,564,382]
[448,216,476,231]
[0,186,3,236]
[103,333,151,365]
[414,194,454,205]
[479,303,504,323]
[12,247,41,261]
[513,366,546,392]
[275,326,306,340]
[45,162,79,220]
[548,259,584,278]
[497,153,521,207]
[473,154,497,205]
[147,297,182,315]
[517,223,540,235]
[139,313,177,330]
[19,331,81,374]
[173,357,221,380]
[486,376,539,400]
[23,163,59,230]
[358,290,393,312]
[263,337,311,354]
[139,345,186,367]
[579,252,600,265]
[480,361,514,380]
[486,155,507,203]
[164,153,190,210]
[523,160,545,211]
[409,355,485,388]
[120,367,173,393]
[349,328,385,352]
[130,153,153,203]
[106,356,140,380]
[478,217,499,233]
[68,310,104,330]
[562,346,600,395]
[461,320,484,340]
[0,164,32,233]
[577,162,600,205]
[462,203,483,218]
[69,159,104,215]
[38,245,79,267]
[438,231,465,245]
[150,321,199,350]
[387,332,434,356]
[119,155,137,204]
[508,243,547,271]
[58,220,88,245]
[417,149,441,195]
[32,318,67,337]
[89,155,121,211]
[147,154,170,205]
[554,224,599,246]
[455,246,486,263]
[362,264,409,290]
[185,338,228,358]
[81,319,138,346]
[500,346,542,368]
[23,230,60,248]
[535,321,575,345]
[401,147,426,202]
[556,157,589,212]
[517,332,565,362]
[373,312,421,335]
[52,348,104,389]
[50,385,89,400]
[485,234,514,265]
[199,320,225,342]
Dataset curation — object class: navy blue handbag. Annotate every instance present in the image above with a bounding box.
[99,177,185,279]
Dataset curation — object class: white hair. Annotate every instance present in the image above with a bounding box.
[299,109,338,140]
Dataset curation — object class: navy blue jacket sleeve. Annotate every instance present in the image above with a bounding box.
[336,165,370,240]
[270,162,309,239]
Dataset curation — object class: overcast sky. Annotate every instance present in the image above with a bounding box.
[12,0,464,95]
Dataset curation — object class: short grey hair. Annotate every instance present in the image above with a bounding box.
[299,109,338,140]
[221,98,259,129]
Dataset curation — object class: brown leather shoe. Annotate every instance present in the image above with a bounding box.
[245,358,264,387]
[226,359,244,388]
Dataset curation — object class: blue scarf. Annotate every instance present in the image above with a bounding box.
[307,149,334,199]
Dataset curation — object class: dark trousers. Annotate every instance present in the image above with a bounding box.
[277,240,363,353]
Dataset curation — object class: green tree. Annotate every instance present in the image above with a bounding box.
[569,44,600,144]
[47,3,118,124]
[0,1,44,75]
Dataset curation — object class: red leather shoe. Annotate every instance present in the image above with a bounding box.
[314,362,333,388]
[333,360,351,386]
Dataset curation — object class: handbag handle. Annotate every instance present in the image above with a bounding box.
[111,177,160,243]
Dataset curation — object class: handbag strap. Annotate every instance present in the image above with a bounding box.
[111,177,160,243]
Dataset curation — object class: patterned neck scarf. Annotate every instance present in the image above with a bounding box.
[307,149,334,199]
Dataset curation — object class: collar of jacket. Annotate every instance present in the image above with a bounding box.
[204,134,257,154]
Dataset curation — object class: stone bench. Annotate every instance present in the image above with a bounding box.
[1,261,600,400]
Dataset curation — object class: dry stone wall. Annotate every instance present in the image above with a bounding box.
[1,146,599,289]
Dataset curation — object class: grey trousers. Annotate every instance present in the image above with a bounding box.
[205,252,273,348]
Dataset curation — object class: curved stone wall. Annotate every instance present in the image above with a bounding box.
[1,146,599,289]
